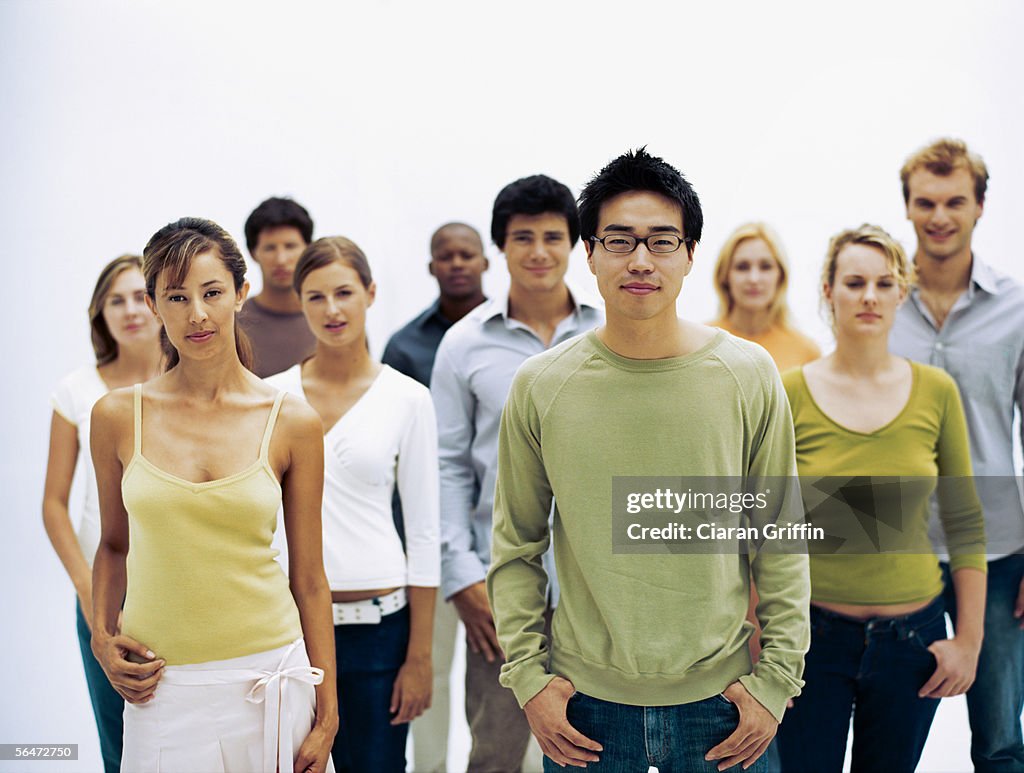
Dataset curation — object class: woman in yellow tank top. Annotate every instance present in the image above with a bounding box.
[90,218,338,773]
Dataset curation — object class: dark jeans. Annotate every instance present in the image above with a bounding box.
[942,554,1024,772]
[75,601,124,773]
[543,691,768,773]
[777,596,946,773]
[331,605,410,773]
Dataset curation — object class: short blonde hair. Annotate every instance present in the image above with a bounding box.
[821,224,915,323]
[713,222,792,327]
[900,138,988,204]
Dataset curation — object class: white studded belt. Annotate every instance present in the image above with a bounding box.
[331,587,407,625]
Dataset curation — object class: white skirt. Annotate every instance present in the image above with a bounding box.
[121,638,335,773]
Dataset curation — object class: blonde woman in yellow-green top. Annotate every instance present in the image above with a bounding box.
[776,224,986,773]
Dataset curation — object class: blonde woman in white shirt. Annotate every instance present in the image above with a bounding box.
[42,255,163,773]
[268,236,440,773]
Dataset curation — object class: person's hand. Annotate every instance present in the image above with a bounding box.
[919,637,981,698]
[293,721,335,773]
[523,677,602,768]
[451,582,501,662]
[389,655,432,724]
[91,633,164,704]
[705,682,778,771]
[1015,576,1024,630]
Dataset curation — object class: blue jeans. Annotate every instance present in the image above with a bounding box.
[75,601,123,773]
[542,691,768,773]
[777,597,946,773]
[943,554,1024,772]
[331,606,410,773]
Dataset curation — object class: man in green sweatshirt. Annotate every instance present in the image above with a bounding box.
[487,148,810,772]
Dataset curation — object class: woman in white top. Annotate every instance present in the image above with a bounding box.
[42,255,163,773]
[268,236,440,773]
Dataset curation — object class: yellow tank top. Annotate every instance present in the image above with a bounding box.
[120,384,302,665]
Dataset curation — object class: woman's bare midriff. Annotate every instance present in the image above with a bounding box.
[331,587,401,603]
[813,595,938,620]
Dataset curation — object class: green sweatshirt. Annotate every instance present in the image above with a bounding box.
[487,330,810,722]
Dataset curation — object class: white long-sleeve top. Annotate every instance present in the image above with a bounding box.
[267,364,440,590]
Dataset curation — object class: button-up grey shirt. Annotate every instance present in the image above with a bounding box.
[890,257,1024,557]
[431,291,604,600]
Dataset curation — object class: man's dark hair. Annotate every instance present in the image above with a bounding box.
[243,197,314,254]
[578,148,703,247]
[490,175,579,249]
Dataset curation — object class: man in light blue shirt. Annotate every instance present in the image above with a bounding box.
[431,174,602,772]
[890,138,1024,772]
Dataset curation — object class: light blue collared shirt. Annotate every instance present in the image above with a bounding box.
[431,290,604,600]
[890,257,1024,557]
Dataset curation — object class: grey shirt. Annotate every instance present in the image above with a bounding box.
[890,257,1024,557]
[431,291,603,600]
[238,298,317,378]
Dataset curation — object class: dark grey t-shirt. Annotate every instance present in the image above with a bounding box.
[238,298,316,377]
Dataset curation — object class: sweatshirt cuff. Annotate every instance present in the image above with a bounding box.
[738,668,799,724]
[499,656,557,708]
[949,552,987,574]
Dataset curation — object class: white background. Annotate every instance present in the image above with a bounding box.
[1,1,1022,770]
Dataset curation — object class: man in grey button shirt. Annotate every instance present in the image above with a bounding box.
[431,174,603,772]
[890,138,1024,772]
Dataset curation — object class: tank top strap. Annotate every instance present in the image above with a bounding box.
[132,383,143,458]
[259,391,288,463]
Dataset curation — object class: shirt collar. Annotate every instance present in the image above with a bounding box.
[482,284,602,326]
[415,299,449,329]
[911,253,1000,306]
[969,256,1001,296]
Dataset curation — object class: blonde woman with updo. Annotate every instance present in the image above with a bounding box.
[90,218,337,773]
[776,225,986,773]
[710,222,820,371]
[43,255,163,773]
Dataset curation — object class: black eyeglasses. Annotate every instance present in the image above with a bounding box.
[590,234,693,254]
